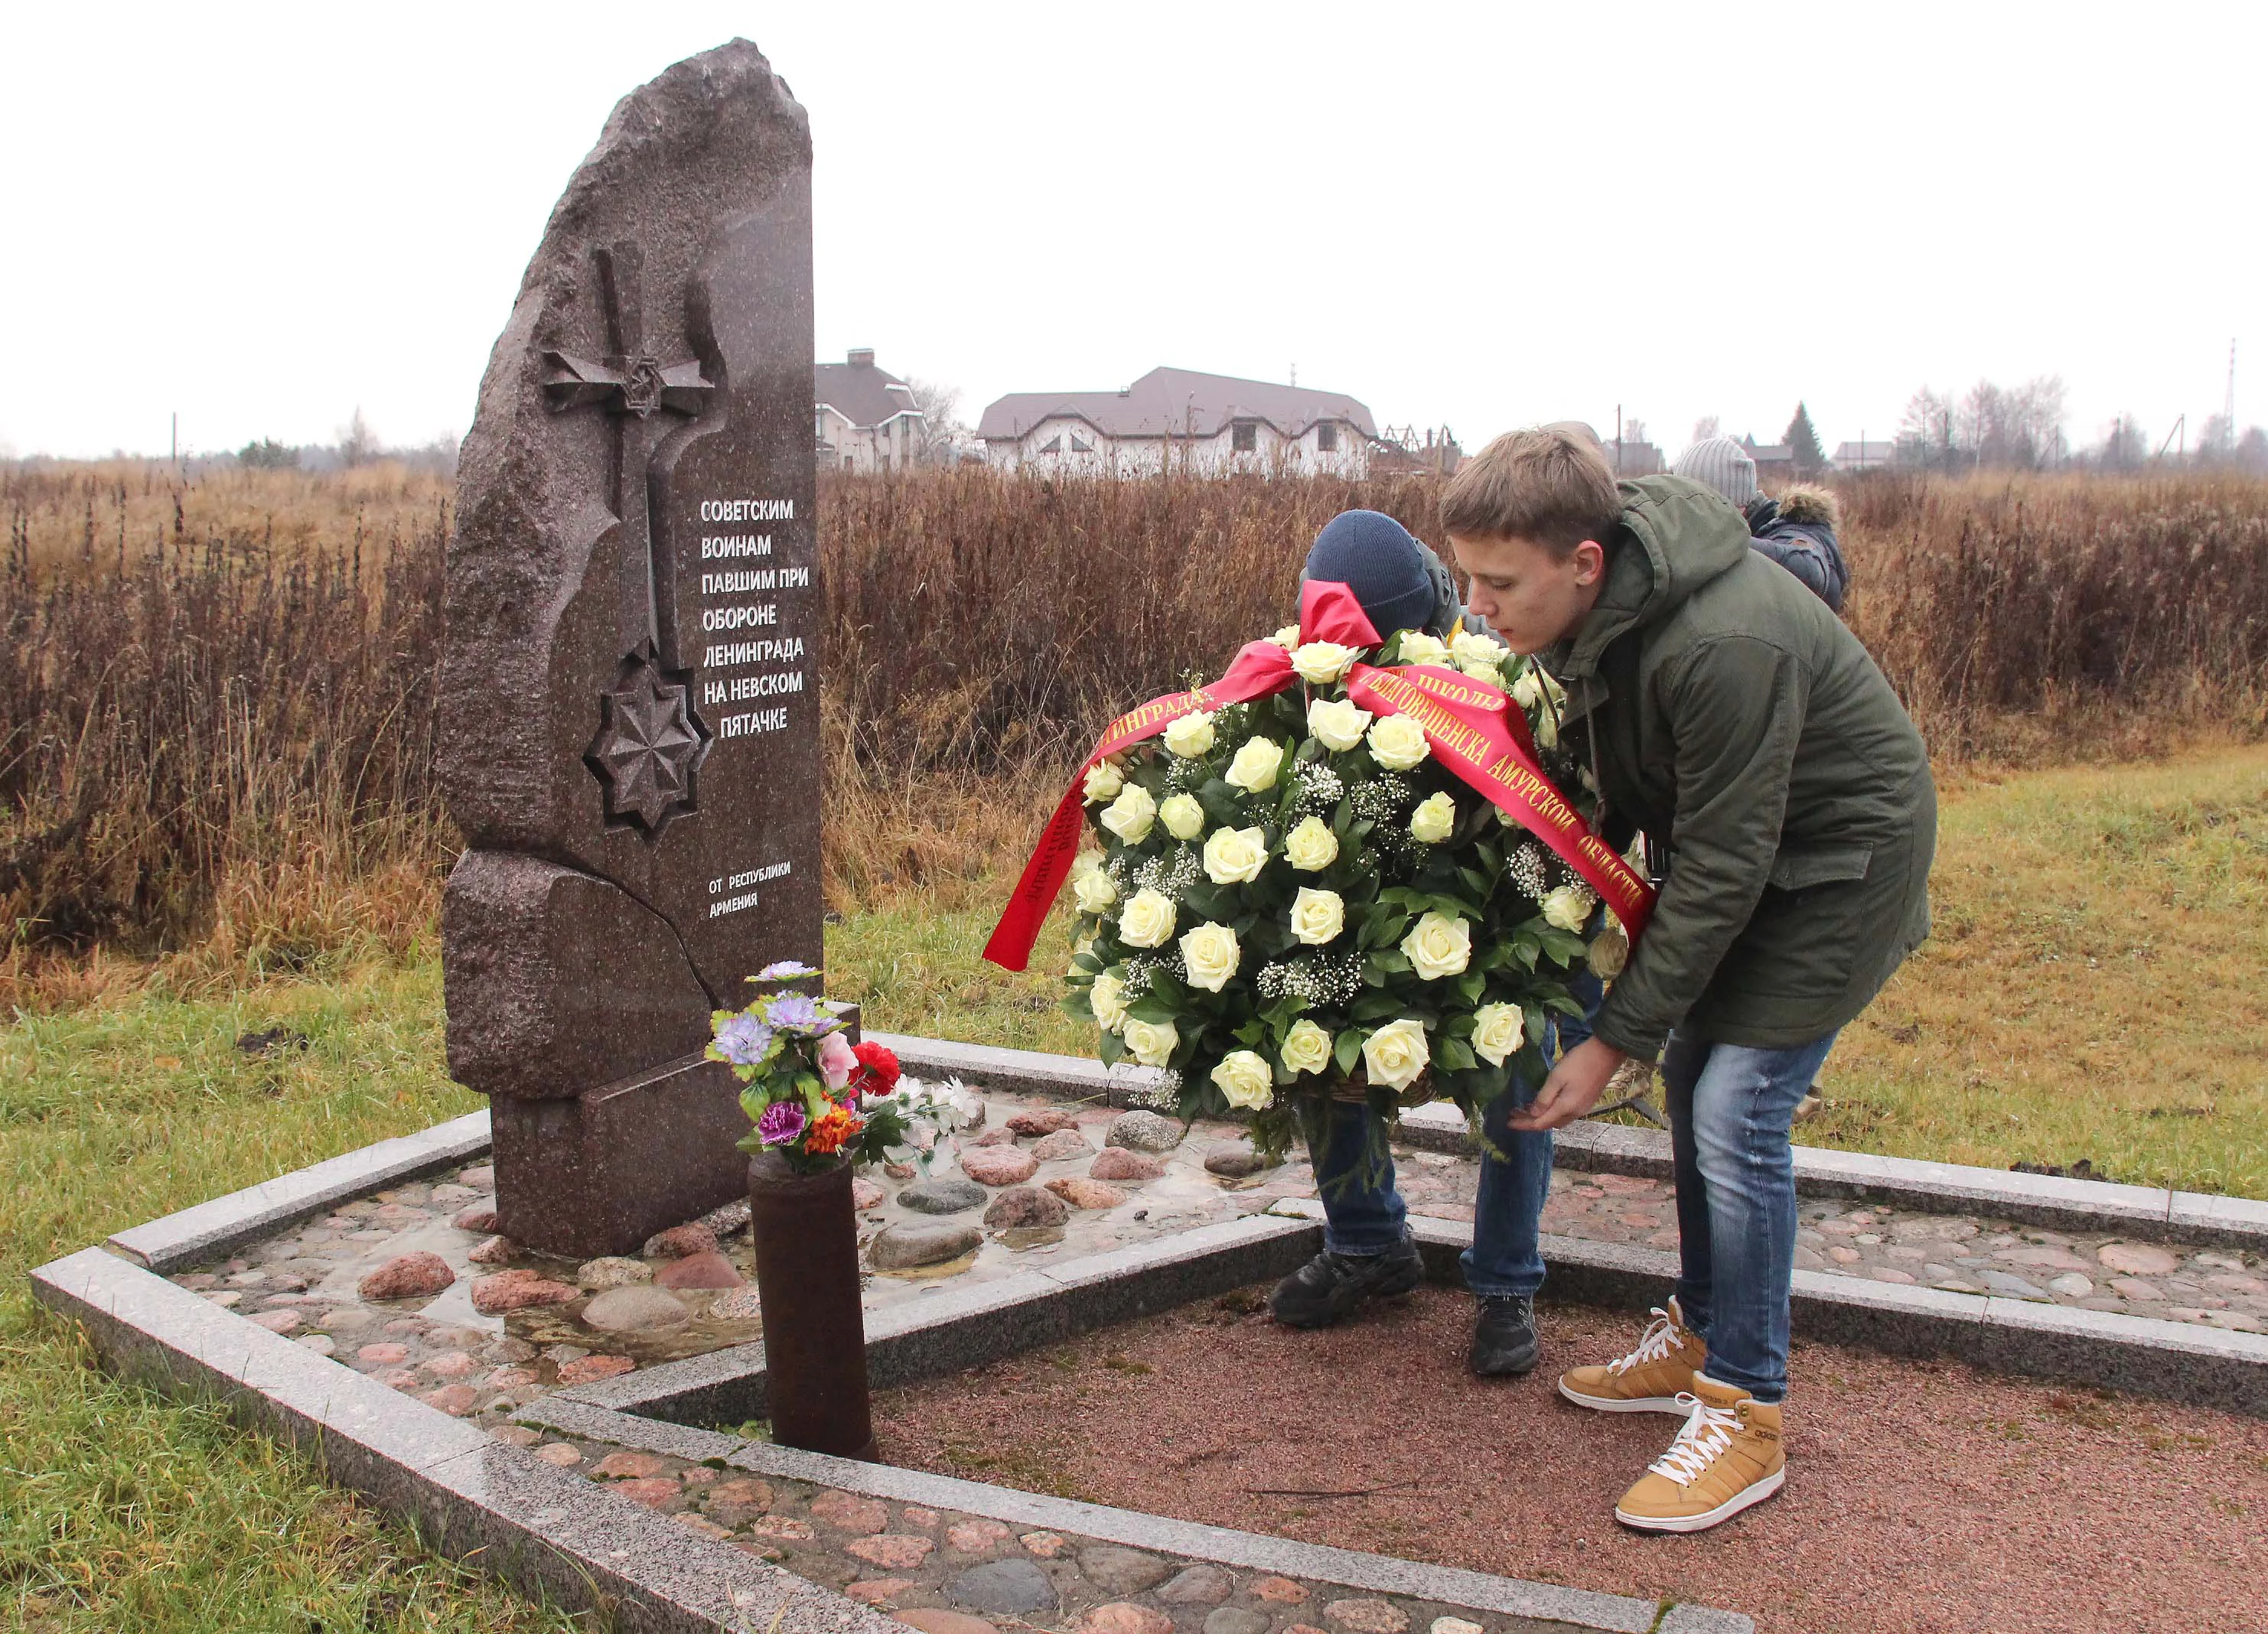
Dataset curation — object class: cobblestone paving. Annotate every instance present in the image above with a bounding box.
[165,1090,2266,1434]
[486,1421,1577,1634]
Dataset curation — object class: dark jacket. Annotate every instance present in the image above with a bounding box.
[1744,485,1849,611]
[1546,476,1934,1058]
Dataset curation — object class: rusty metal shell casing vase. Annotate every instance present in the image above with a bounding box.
[746,1151,875,1459]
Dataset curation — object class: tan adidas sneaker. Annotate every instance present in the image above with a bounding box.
[1612,1374,1785,1534]
[1556,1298,1706,1414]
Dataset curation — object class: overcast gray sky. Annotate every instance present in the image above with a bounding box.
[3,2,2261,461]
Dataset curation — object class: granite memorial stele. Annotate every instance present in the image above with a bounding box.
[441,39,831,1258]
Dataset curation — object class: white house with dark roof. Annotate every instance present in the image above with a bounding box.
[814,349,924,473]
[976,366,1378,477]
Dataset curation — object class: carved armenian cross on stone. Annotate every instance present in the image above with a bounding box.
[543,241,715,837]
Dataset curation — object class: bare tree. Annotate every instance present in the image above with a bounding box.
[336,407,378,468]
[906,379,966,464]
[1690,415,1720,442]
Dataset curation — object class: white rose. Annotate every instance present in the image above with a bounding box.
[1083,760,1124,803]
[1163,709,1217,757]
[1279,1018,1334,1077]
[1409,790,1456,844]
[1178,921,1241,992]
[1459,661,1506,691]
[1284,815,1340,871]
[1289,887,1344,946]
[1471,1001,1527,1066]
[1292,641,1358,685]
[1451,629,1503,667]
[1396,631,1451,666]
[1361,1017,1431,1091]
[1100,783,1156,844]
[1123,1016,1179,1068]
[1073,867,1118,913]
[1533,705,1559,750]
[1210,1049,1274,1110]
[1542,883,1595,933]
[1117,887,1177,948]
[1158,793,1207,841]
[1268,623,1302,648]
[1367,714,1430,771]
[1401,910,1472,980]
[1308,697,1374,752]
[1589,924,1629,980]
[1224,736,1286,793]
[1511,669,1546,711]
[1090,972,1130,1031]
[1201,825,1268,885]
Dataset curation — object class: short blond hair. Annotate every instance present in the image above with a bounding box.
[1441,426,1621,559]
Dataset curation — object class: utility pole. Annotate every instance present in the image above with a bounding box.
[171,411,178,463]
[1615,403,1623,475]
[2228,339,2238,440]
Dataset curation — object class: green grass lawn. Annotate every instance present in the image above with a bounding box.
[4,745,2263,1628]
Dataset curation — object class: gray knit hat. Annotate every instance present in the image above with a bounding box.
[1671,436,1758,508]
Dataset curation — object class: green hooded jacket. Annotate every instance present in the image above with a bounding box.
[1546,475,1936,1058]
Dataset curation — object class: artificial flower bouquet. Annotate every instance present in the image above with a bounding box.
[1048,607,1640,1160]
[707,960,943,1173]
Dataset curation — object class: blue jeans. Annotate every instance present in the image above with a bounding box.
[1660,1028,1839,1405]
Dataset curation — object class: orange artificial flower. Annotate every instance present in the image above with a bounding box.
[803,1104,862,1155]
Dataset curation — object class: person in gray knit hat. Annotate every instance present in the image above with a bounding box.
[1671,435,1849,611]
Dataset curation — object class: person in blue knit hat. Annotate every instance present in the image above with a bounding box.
[1269,508,1601,1381]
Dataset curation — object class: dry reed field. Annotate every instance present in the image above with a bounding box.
[4,461,2266,986]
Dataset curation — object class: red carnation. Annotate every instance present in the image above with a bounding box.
[849,1040,901,1098]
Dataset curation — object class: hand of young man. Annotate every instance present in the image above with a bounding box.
[1508,1036,1630,1131]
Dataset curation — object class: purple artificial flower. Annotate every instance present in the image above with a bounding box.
[756,1099,807,1147]
[712,1012,776,1066]
[757,959,819,980]
[763,991,839,1037]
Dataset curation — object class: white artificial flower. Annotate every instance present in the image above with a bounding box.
[1396,631,1451,666]
[1283,815,1340,871]
[1292,641,1359,685]
[1210,1049,1274,1110]
[1117,887,1178,948]
[1163,709,1217,757]
[1158,793,1207,841]
[1542,883,1596,933]
[1073,867,1119,913]
[1123,1016,1179,1068]
[1367,714,1431,771]
[1100,783,1156,844]
[1471,1001,1527,1066]
[1224,736,1286,793]
[1361,1017,1431,1090]
[1279,1018,1334,1076]
[1401,910,1473,980]
[1090,972,1129,1032]
[1178,921,1241,992]
[1289,887,1345,946]
[1409,790,1457,844]
[1083,760,1124,803]
[1201,825,1268,885]
[1308,697,1374,752]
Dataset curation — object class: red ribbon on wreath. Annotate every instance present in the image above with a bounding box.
[981,581,1655,971]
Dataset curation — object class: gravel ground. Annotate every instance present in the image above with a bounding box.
[874,1287,2268,1634]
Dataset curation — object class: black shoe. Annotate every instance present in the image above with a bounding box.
[1267,1236,1425,1329]
[1469,1294,1540,1377]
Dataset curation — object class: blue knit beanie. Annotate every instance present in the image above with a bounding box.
[1302,510,1450,639]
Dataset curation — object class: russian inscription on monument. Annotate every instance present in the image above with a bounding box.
[439,40,823,1257]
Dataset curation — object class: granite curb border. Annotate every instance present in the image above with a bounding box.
[106,1110,494,1273]
[514,1396,1747,1634]
[871,1033,2268,1252]
[28,1245,902,1634]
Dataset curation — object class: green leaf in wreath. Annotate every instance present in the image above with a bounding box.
[1334,1026,1366,1076]
[1436,1037,1478,1073]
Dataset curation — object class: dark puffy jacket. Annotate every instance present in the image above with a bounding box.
[1544,476,1934,1059]
[1744,486,1849,611]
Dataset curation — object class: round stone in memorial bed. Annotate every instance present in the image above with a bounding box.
[1045,1177,1128,1211]
[983,1185,1069,1229]
[653,1249,742,1290]
[1006,1107,1080,1138]
[947,1558,1058,1615]
[580,1284,689,1332]
[959,1145,1038,1186]
[1204,1146,1271,1179]
[1028,1128,1092,1161]
[898,1177,987,1215]
[1077,1544,1172,1594]
[644,1222,719,1260]
[357,1252,455,1302]
[470,1269,578,1313]
[868,1222,983,1271]
[1088,1148,1165,1183]
[1106,1111,1182,1152]
[576,1255,653,1290]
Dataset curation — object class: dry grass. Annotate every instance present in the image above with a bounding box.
[4,461,2265,994]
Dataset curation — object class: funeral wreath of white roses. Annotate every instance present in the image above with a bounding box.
[1060,623,1630,1165]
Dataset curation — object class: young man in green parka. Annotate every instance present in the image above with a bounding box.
[1440,425,1936,1535]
